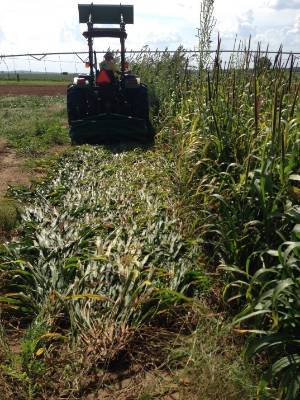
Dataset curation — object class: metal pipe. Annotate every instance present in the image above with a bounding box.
[94,50,98,77]
[120,10,126,80]
[87,21,94,85]
[120,30,126,78]
[1,49,300,58]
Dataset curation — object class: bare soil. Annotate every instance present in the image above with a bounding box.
[0,138,32,196]
[0,84,67,96]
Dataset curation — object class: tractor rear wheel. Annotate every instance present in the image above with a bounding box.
[125,84,149,121]
[133,84,149,120]
[67,85,87,123]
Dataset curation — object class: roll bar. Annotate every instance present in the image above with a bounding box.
[78,3,133,85]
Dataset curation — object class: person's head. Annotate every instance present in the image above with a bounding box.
[104,51,114,62]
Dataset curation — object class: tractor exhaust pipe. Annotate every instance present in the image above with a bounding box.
[88,4,95,85]
[120,13,126,80]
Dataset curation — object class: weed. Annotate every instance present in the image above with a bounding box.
[0,198,20,234]
[0,95,69,157]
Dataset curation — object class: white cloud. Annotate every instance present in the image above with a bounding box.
[0,0,299,65]
[215,1,300,53]
[0,28,4,44]
[254,11,300,48]
[237,10,256,37]
[268,0,300,9]
[291,12,300,32]
[0,0,199,54]
[216,9,257,44]
[285,12,300,47]
[145,32,183,49]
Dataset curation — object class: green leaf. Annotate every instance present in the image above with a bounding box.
[272,278,294,301]
[289,174,300,182]
[234,309,269,325]
[245,334,300,359]
[268,354,300,377]
[292,225,300,240]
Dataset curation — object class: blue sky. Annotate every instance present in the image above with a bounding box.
[0,0,299,72]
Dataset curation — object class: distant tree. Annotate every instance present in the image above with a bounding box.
[256,56,272,71]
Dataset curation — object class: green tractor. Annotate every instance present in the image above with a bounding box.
[67,3,154,144]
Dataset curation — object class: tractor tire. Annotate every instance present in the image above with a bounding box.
[124,84,155,141]
[134,85,155,141]
[67,85,88,123]
[133,84,149,120]
[124,84,149,121]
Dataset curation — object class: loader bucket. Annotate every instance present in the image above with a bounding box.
[70,114,154,145]
[78,4,134,24]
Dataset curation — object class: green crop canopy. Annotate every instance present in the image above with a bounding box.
[78,4,134,24]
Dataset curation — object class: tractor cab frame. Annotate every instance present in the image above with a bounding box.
[80,3,133,85]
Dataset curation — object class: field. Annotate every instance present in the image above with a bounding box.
[0,47,299,400]
[0,72,74,82]
[0,85,67,96]
[0,72,72,95]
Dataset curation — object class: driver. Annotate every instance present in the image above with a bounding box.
[100,51,119,77]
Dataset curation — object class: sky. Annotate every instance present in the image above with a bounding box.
[0,0,300,72]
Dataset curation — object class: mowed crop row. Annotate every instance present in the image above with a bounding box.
[0,46,299,399]
[1,144,221,398]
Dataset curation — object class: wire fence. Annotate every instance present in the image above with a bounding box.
[1,48,300,81]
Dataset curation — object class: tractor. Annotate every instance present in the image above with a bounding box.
[67,4,154,144]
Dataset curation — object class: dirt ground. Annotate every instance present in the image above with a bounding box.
[0,138,31,197]
[0,84,67,96]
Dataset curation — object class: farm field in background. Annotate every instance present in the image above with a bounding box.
[0,80,69,86]
[0,46,299,399]
[0,71,75,82]
[0,72,74,95]
[0,85,67,96]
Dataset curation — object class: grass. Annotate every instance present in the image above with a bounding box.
[0,304,258,399]
[0,72,74,83]
[0,95,69,156]
[0,198,20,235]
[0,95,69,241]
[137,306,258,400]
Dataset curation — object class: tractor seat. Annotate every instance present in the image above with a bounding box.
[82,28,127,39]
